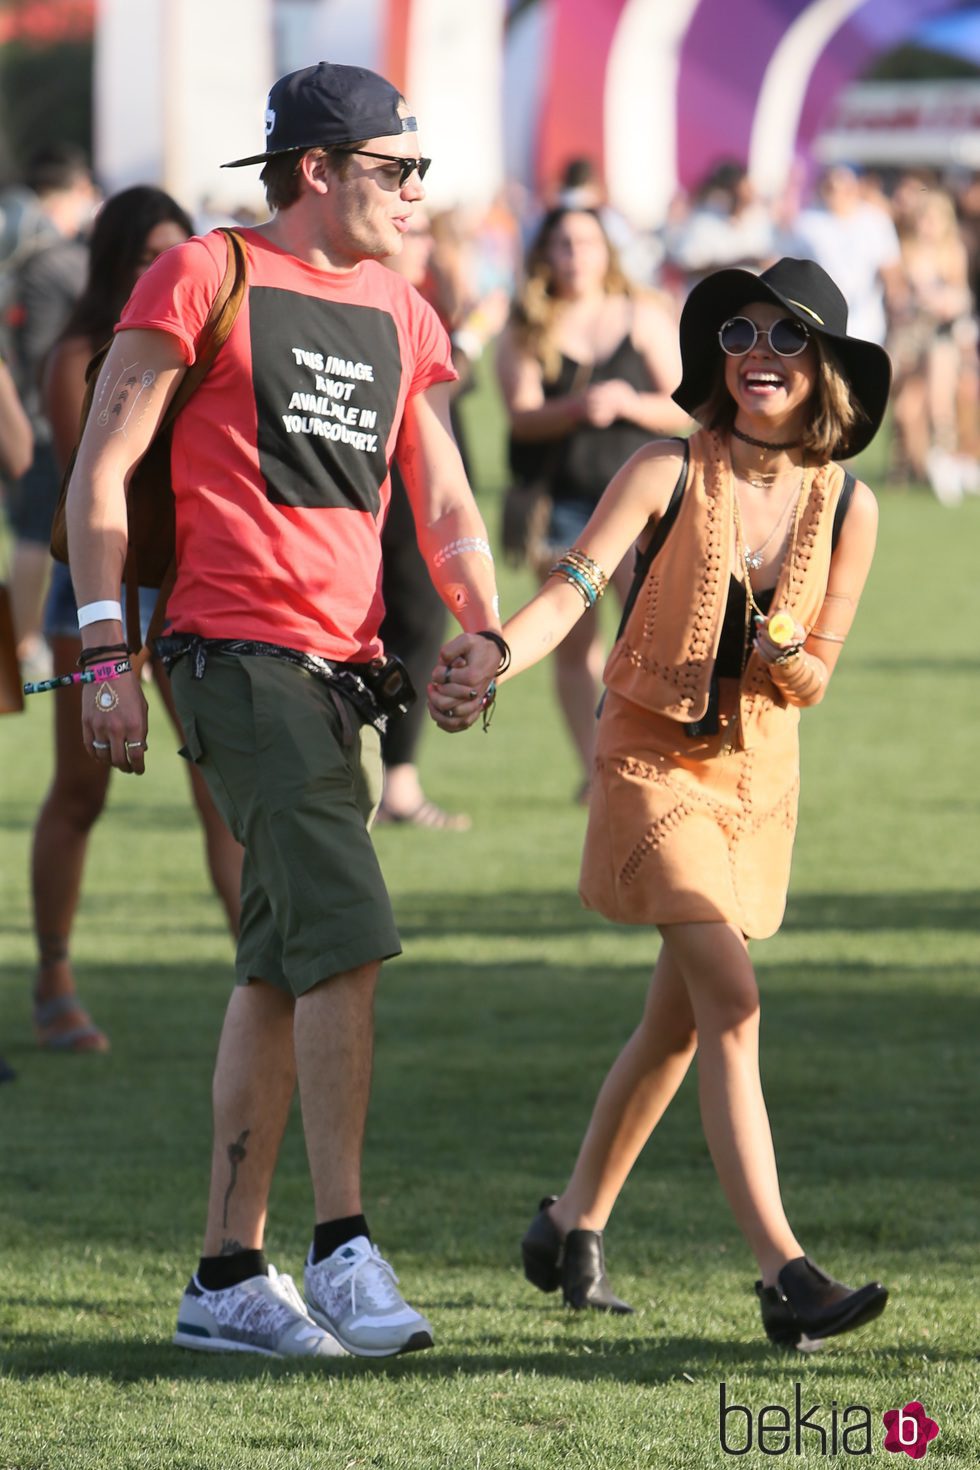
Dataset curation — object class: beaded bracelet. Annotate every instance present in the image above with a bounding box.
[550,563,596,609]
[563,548,609,596]
[548,548,609,610]
[480,678,497,732]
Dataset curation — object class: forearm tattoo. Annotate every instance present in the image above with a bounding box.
[221,1128,250,1227]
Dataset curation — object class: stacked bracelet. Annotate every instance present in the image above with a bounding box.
[476,630,511,675]
[548,547,609,610]
[77,642,129,669]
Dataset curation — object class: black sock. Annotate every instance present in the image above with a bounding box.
[196,1249,268,1291]
[312,1214,370,1264]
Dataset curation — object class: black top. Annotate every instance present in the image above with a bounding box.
[715,576,776,678]
[509,332,657,504]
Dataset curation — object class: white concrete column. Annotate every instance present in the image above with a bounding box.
[94,0,274,214]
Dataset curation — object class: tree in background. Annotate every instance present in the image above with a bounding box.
[0,1,94,181]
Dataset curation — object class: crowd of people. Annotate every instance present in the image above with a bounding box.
[0,58,974,1357]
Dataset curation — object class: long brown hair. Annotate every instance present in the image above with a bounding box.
[509,206,631,381]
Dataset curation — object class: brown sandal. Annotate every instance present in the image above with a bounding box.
[375,799,472,832]
[33,994,110,1053]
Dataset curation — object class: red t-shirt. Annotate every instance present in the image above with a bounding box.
[117,227,456,659]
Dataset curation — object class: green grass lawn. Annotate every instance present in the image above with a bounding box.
[1,400,978,1466]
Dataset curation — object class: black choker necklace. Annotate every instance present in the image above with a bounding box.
[731,426,802,452]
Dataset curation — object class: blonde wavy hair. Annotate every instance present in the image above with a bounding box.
[509,207,632,381]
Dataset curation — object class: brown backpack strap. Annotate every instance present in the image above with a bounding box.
[130,230,246,651]
[160,227,248,428]
[50,228,249,570]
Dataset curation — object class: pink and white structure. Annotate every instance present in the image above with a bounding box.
[96,0,976,220]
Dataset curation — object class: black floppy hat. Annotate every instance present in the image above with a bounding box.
[671,257,892,458]
[222,62,417,169]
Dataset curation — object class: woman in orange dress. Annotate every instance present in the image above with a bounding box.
[431,258,892,1349]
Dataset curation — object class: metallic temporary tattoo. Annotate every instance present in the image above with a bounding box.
[97,364,157,435]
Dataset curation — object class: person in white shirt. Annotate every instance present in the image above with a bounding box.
[784,166,903,347]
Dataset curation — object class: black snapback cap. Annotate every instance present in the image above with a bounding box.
[223,62,417,168]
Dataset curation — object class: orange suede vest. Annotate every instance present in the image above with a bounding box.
[602,429,845,748]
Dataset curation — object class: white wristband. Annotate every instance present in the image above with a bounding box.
[77,599,123,630]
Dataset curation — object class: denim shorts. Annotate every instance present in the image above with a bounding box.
[5,441,60,544]
[43,561,159,642]
[546,498,597,557]
[171,649,398,996]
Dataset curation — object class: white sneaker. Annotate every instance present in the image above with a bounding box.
[173,1264,347,1358]
[304,1236,434,1357]
[925,447,964,507]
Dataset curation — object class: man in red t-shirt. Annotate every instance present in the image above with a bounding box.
[65,63,504,1361]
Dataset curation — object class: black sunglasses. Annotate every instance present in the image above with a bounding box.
[719,316,811,358]
[337,149,431,188]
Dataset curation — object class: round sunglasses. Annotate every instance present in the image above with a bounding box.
[719,316,811,358]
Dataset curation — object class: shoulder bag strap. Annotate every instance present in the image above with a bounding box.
[159,227,248,428]
[614,436,690,641]
[140,229,248,653]
[832,468,856,551]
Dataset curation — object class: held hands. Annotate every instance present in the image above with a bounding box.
[427,632,502,733]
[82,670,150,774]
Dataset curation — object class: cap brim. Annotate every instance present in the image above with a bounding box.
[672,269,892,458]
[221,145,303,169]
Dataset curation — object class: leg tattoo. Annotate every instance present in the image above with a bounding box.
[221,1129,250,1228]
[38,932,69,970]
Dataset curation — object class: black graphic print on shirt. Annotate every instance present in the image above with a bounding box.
[249,287,402,513]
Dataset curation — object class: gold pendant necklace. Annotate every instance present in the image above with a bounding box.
[731,467,808,623]
[734,473,805,570]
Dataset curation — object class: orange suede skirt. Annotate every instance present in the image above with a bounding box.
[579,685,801,939]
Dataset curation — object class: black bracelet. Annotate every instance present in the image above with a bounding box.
[77,642,130,669]
[476,629,511,675]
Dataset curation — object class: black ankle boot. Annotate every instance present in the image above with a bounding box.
[757,1256,888,1350]
[562,1230,634,1314]
[521,1196,562,1293]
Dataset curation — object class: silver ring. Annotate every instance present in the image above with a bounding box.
[443,670,452,684]
[92,740,110,750]
[124,740,145,750]
[447,706,455,717]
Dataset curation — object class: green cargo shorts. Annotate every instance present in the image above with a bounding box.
[171,650,401,995]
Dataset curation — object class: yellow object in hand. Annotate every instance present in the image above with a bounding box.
[767,611,797,646]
